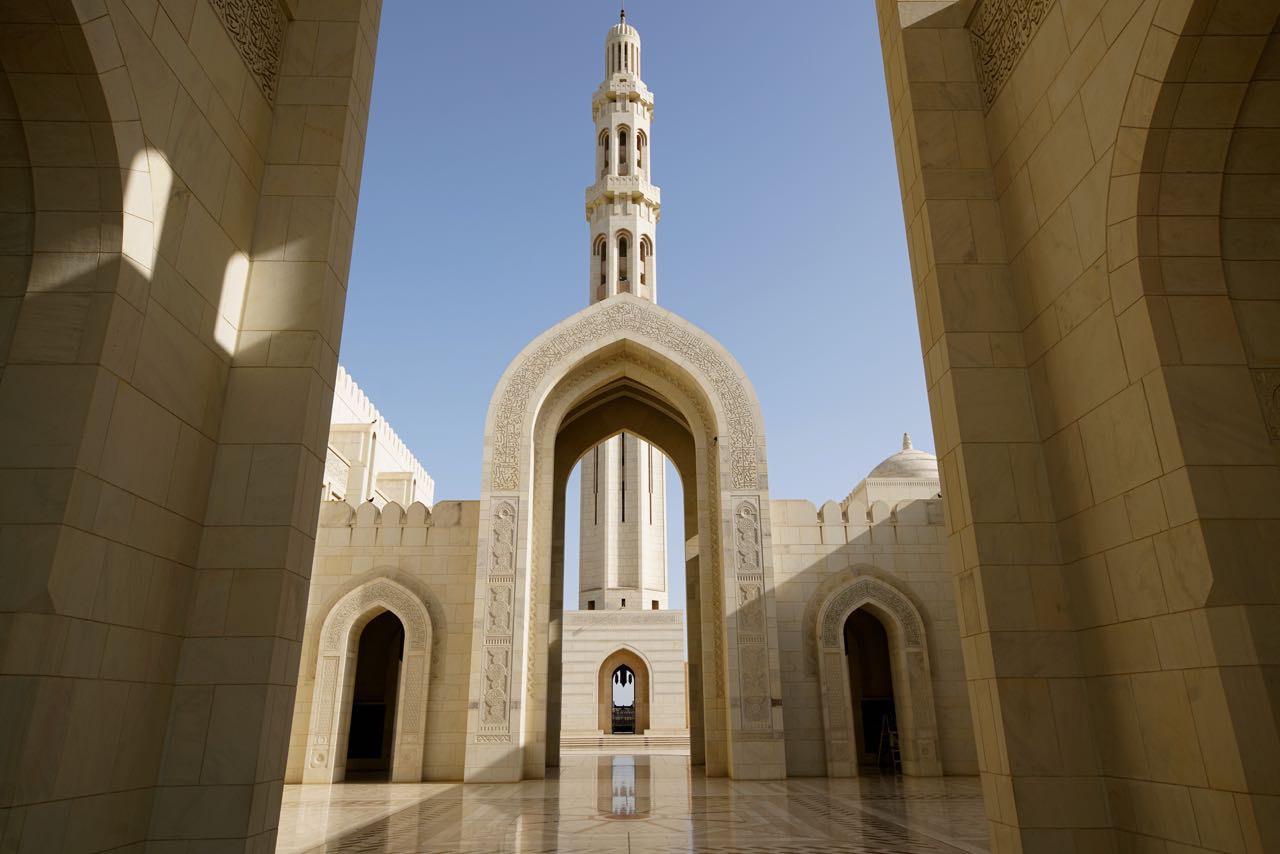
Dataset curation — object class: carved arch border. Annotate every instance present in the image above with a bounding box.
[467,298,786,782]
[524,350,732,774]
[813,572,941,778]
[485,295,766,493]
[302,576,433,784]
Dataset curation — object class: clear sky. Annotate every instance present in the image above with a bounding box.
[337,2,934,613]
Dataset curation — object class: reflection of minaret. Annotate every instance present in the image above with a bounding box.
[579,12,667,611]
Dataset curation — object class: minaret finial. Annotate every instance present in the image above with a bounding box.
[620,2,625,24]
[903,432,913,451]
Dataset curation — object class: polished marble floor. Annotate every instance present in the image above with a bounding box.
[276,755,990,854]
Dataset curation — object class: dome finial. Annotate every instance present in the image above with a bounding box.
[903,432,913,451]
[620,1,625,24]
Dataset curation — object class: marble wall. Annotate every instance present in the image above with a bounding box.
[0,0,380,850]
[876,0,1280,849]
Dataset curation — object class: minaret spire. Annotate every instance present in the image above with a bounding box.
[586,12,660,304]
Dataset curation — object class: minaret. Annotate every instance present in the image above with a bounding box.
[579,11,668,612]
[585,8,660,304]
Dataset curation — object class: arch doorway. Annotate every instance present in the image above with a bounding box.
[843,609,896,769]
[302,577,433,784]
[463,297,788,782]
[597,650,650,735]
[344,611,405,779]
[815,573,941,778]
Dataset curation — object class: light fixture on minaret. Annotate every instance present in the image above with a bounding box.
[586,4,660,305]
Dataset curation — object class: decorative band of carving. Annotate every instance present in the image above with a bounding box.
[819,578,924,649]
[969,0,1052,108]
[479,498,518,732]
[732,498,772,730]
[491,300,759,491]
[321,578,430,653]
[210,0,287,104]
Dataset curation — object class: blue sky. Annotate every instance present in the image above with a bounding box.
[337,2,933,611]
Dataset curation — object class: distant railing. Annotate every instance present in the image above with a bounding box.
[611,705,636,734]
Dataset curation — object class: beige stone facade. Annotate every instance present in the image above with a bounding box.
[877,0,1280,850]
[3,2,1278,852]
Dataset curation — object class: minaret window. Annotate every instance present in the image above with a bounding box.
[639,236,652,287]
[617,234,630,291]
[617,127,630,176]
[636,130,646,174]
[594,235,607,286]
[598,130,609,178]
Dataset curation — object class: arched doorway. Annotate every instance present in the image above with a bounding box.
[463,296,788,782]
[302,577,433,783]
[843,609,896,768]
[815,573,941,778]
[344,611,405,779]
[596,649,651,735]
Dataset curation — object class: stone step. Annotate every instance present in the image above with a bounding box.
[559,734,691,754]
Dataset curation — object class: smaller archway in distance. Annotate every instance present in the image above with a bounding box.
[344,610,405,780]
[611,664,636,733]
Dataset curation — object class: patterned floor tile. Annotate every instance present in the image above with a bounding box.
[276,754,990,854]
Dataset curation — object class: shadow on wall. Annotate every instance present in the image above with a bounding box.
[0,1,364,850]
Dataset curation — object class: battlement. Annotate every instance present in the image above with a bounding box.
[317,498,478,529]
[772,497,945,528]
[332,366,436,504]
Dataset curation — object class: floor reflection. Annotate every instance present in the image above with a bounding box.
[276,754,989,854]
[599,755,650,819]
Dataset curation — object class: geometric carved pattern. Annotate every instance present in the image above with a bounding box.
[210,0,287,103]
[491,300,759,491]
[480,499,518,736]
[1253,369,1280,440]
[732,499,771,729]
[322,578,430,654]
[819,577,923,649]
[969,0,1052,108]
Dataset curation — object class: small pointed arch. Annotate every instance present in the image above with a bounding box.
[812,571,941,778]
[639,235,653,287]
[636,129,647,172]
[593,234,608,287]
[617,125,631,175]
[303,576,434,783]
[615,230,632,291]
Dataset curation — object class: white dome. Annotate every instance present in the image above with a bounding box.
[608,21,639,41]
[867,434,939,480]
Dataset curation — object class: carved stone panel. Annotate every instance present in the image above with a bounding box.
[480,499,519,738]
[210,0,287,103]
[969,0,1053,108]
[491,301,759,491]
[732,498,772,730]
[819,578,923,649]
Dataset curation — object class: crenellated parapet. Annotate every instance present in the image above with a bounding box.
[329,366,436,506]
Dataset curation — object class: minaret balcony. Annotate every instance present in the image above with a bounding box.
[585,175,660,205]
[593,83,654,110]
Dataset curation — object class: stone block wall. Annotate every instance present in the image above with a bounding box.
[0,1,382,850]
[286,499,479,782]
[770,497,977,777]
[876,0,1280,849]
[560,610,688,737]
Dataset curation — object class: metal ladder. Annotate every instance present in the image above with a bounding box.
[876,715,902,773]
